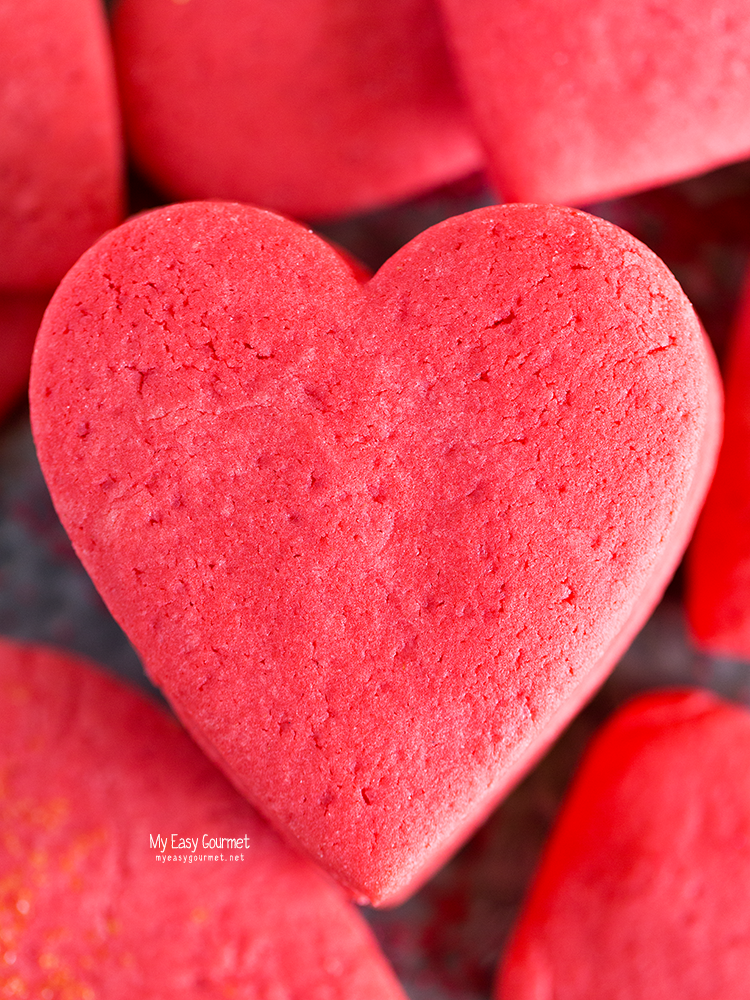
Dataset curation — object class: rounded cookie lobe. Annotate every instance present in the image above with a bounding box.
[112,0,483,219]
[0,0,123,291]
[439,0,750,206]
[29,201,720,904]
[497,689,750,999]
[0,638,407,999]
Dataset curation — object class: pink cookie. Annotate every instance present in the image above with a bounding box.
[497,689,750,999]
[439,0,750,206]
[0,0,123,292]
[0,638,406,999]
[29,201,720,905]
[0,293,47,420]
[687,274,750,657]
[112,0,483,220]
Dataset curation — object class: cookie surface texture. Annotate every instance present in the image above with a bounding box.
[113,0,482,219]
[29,201,721,905]
[0,0,123,291]
[0,638,407,999]
[497,689,750,999]
[439,0,750,206]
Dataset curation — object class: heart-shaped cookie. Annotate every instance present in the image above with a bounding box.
[29,201,720,905]
[439,0,750,206]
[688,273,750,658]
[0,0,123,291]
[497,689,750,998]
[0,638,406,999]
[112,0,483,220]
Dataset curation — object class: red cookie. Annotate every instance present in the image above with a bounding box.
[497,689,750,999]
[687,274,750,658]
[0,293,47,421]
[29,201,721,905]
[0,0,123,292]
[439,0,750,206]
[0,638,406,999]
[112,0,483,220]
